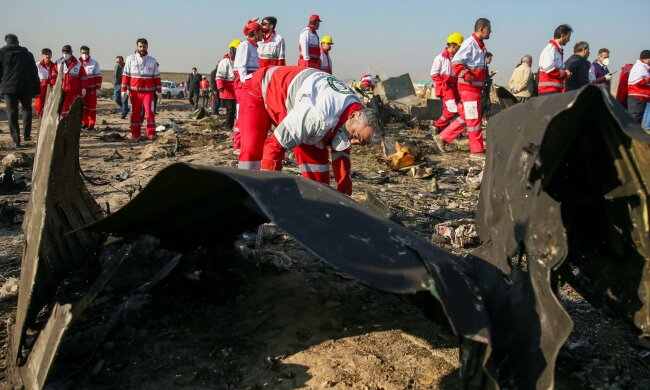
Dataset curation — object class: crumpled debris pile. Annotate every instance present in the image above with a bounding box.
[380,137,423,171]
[0,200,24,224]
[0,166,28,194]
[0,277,19,301]
[433,218,478,248]
[140,132,179,161]
[2,152,33,168]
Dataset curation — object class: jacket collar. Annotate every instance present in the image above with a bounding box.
[442,48,453,59]
[263,31,275,43]
[550,40,563,55]
[246,38,258,47]
[307,25,317,33]
[472,33,486,50]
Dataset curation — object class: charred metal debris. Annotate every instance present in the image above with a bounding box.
[7,84,650,389]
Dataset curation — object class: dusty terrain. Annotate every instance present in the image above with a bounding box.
[0,95,649,389]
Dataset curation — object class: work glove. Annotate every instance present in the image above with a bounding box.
[121,91,128,101]
[82,89,87,97]
[605,74,612,81]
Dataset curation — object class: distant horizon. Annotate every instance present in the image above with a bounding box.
[4,0,649,88]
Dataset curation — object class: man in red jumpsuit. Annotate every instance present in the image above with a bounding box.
[298,14,322,69]
[430,32,464,133]
[433,18,492,160]
[121,38,161,140]
[54,45,88,118]
[237,66,382,195]
[35,48,56,118]
[79,45,102,129]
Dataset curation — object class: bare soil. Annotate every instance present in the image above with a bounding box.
[0,96,648,389]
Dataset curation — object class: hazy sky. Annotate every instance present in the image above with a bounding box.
[2,0,649,86]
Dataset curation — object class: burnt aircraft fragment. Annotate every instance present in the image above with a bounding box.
[9,83,649,389]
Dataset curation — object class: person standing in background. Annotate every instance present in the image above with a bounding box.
[78,45,102,129]
[35,48,56,118]
[114,55,129,119]
[298,14,322,68]
[508,55,534,102]
[0,33,39,147]
[187,67,201,110]
[319,35,333,74]
[592,48,612,92]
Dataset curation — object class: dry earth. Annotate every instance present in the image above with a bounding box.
[0,94,649,389]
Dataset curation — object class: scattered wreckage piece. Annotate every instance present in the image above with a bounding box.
[9,75,103,389]
[473,84,650,388]
[380,137,422,171]
[495,86,519,108]
[83,163,570,389]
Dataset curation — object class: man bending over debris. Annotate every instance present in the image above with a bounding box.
[237,66,381,195]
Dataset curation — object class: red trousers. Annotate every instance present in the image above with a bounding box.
[298,58,320,69]
[82,91,97,127]
[439,88,485,154]
[261,134,353,195]
[237,90,270,169]
[233,88,243,150]
[434,88,460,130]
[35,83,48,118]
[129,91,156,139]
[60,91,81,118]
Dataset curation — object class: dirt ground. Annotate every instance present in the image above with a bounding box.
[0,95,649,389]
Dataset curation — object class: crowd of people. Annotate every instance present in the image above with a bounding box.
[429,22,650,159]
[0,16,648,194]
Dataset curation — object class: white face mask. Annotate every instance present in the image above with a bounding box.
[602,58,610,66]
[63,53,72,61]
[81,53,89,60]
[331,126,351,151]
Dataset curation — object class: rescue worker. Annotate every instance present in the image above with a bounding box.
[298,14,322,68]
[616,63,634,108]
[319,35,333,74]
[430,32,464,133]
[35,48,56,118]
[233,18,263,150]
[433,18,492,160]
[237,66,382,195]
[627,50,650,124]
[258,16,286,67]
[216,39,240,130]
[359,74,374,91]
[121,38,161,140]
[538,24,573,95]
[55,45,88,119]
[200,75,210,108]
[78,46,102,129]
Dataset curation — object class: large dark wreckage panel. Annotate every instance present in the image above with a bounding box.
[8,84,649,389]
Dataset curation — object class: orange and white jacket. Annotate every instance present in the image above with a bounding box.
[298,26,320,68]
[319,49,332,74]
[628,59,650,102]
[538,40,570,94]
[36,59,56,86]
[80,57,102,91]
[54,57,88,96]
[430,49,457,97]
[121,53,161,94]
[258,32,286,67]
[451,33,487,93]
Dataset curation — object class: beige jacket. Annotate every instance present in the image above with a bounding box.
[508,63,534,98]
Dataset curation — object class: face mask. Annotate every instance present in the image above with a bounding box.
[81,53,89,60]
[602,58,610,66]
[63,53,71,61]
[331,126,352,151]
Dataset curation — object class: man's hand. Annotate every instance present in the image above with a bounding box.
[218,88,225,94]
[605,74,612,81]
[121,91,128,101]
[564,70,572,78]
[82,89,87,97]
